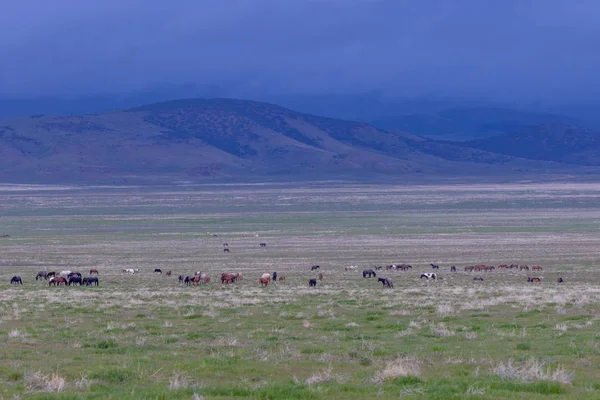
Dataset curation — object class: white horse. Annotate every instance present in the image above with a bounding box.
[59,270,72,277]
[420,273,437,280]
[123,268,135,274]
[261,273,271,280]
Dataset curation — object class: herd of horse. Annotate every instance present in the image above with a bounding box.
[349,262,562,285]
[8,261,563,289]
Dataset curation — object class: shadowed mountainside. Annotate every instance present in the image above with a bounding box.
[0,98,595,183]
[465,123,600,166]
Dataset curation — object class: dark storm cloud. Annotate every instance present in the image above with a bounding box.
[1,0,600,102]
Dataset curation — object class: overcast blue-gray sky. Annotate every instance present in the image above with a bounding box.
[2,0,600,103]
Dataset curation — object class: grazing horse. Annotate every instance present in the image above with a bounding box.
[69,276,83,286]
[261,273,271,281]
[89,269,99,275]
[520,265,529,271]
[318,273,323,280]
[532,266,543,271]
[450,266,457,272]
[83,277,99,286]
[420,273,437,280]
[378,277,393,288]
[184,276,191,286]
[36,271,48,280]
[236,272,243,281]
[272,272,277,282]
[374,266,383,270]
[309,278,317,287]
[153,268,162,274]
[362,269,376,278]
[259,277,270,287]
[49,277,68,286]
[123,268,135,274]
[203,276,211,284]
[279,276,286,281]
[311,265,320,271]
[223,248,230,253]
[190,276,201,286]
[345,265,358,271]
[260,242,267,247]
[59,270,72,278]
[473,277,484,281]
[430,263,440,269]
[221,273,237,284]
[223,243,229,246]
[165,270,172,276]
[47,271,56,279]
[557,277,564,283]
[10,276,22,285]
[528,277,541,283]
[68,272,82,280]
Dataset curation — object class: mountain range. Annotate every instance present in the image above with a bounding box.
[0,98,599,184]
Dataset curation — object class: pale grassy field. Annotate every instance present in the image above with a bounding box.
[1,183,600,399]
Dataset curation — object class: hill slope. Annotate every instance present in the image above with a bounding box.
[465,123,600,166]
[0,98,587,183]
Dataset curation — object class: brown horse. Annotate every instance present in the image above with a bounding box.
[190,276,201,286]
[259,277,269,287]
[520,265,529,271]
[89,269,99,275]
[279,276,286,281]
[532,266,543,271]
[236,272,243,281]
[528,277,541,283]
[49,277,68,286]
[165,270,172,276]
[203,276,211,284]
[318,272,323,280]
[221,273,236,284]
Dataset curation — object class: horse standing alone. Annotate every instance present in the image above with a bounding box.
[10,276,22,285]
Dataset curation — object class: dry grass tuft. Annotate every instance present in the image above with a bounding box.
[491,358,573,384]
[168,371,189,391]
[373,356,421,384]
[25,371,67,392]
[306,367,346,385]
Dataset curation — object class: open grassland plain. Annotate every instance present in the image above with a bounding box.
[1,182,600,399]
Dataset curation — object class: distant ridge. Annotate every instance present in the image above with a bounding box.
[0,98,597,183]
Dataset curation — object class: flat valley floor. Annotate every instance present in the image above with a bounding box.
[1,182,600,399]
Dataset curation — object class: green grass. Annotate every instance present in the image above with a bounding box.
[1,183,600,398]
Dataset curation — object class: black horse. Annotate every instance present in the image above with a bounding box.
[83,277,99,286]
[154,268,162,274]
[10,276,22,285]
[36,271,48,280]
[311,265,320,271]
[450,266,457,272]
[557,277,564,283]
[68,272,82,280]
[260,242,267,247]
[68,276,83,286]
[309,278,317,287]
[272,272,278,282]
[184,276,191,286]
[47,271,56,279]
[378,277,393,288]
[374,266,383,270]
[363,269,376,278]
[473,277,484,281]
[430,263,440,269]
[178,275,185,284]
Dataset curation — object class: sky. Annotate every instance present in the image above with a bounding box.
[2,0,600,104]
